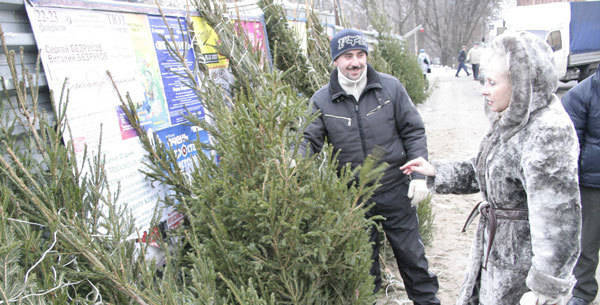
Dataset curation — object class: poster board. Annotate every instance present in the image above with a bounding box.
[24,0,271,236]
[190,14,272,96]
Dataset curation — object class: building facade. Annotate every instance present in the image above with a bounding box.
[517,0,585,6]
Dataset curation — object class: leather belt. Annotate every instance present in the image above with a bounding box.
[462,201,528,269]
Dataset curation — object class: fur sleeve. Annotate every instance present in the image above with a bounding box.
[521,116,581,299]
[429,159,480,194]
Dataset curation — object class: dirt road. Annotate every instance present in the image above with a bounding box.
[376,66,580,305]
[418,67,488,305]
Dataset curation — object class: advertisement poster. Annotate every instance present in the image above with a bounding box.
[236,19,270,61]
[148,15,204,126]
[190,16,271,97]
[25,3,204,233]
[155,124,211,229]
[118,13,170,140]
[25,1,272,235]
[190,16,229,69]
[190,16,271,68]
[155,124,211,177]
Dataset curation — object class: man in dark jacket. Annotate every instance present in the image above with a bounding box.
[455,45,470,77]
[303,29,440,305]
[562,68,600,305]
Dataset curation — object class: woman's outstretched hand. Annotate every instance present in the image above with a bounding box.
[400,157,436,177]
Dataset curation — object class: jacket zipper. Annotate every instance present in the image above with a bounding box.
[323,114,352,126]
[366,100,391,117]
[355,102,368,158]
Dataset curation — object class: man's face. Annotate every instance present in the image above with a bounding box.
[334,49,367,80]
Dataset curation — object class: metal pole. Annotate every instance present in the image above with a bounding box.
[402,24,423,55]
[415,33,418,55]
[333,0,340,26]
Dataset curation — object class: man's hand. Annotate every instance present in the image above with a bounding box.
[407,179,429,207]
[519,291,560,305]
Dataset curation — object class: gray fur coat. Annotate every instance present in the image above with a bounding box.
[430,32,581,305]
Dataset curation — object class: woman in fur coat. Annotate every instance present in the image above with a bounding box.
[401,31,581,305]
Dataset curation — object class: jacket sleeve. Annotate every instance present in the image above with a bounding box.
[561,77,591,149]
[300,101,327,156]
[428,159,480,194]
[521,123,581,300]
[392,80,428,180]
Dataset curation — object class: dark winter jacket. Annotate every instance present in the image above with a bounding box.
[303,64,427,193]
[431,32,580,305]
[561,68,600,188]
[458,50,467,63]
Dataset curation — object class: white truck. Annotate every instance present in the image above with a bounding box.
[503,1,600,82]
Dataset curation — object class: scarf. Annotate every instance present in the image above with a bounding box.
[337,67,367,102]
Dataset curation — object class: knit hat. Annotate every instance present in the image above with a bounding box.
[330,29,369,61]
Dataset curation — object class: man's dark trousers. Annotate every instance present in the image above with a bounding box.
[472,64,480,80]
[455,62,469,77]
[367,183,440,305]
[572,186,600,303]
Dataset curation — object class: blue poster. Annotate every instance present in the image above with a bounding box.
[155,124,211,174]
[148,15,204,125]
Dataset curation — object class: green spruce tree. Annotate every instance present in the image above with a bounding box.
[113,0,389,303]
[0,1,391,302]
[305,9,333,86]
[258,0,330,98]
[0,28,201,304]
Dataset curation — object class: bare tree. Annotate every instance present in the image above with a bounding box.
[417,0,501,65]
[335,0,501,66]
[342,0,370,29]
[340,0,418,34]
[388,0,419,34]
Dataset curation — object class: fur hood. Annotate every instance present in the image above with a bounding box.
[484,31,559,141]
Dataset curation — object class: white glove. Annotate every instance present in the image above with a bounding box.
[519,291,561,305]
[274,158,296,169]
[407,179,430,207]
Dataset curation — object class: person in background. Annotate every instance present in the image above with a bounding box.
[455,45,470,77]
[561,67,600,305]
[467,42,483,81]
[402,31,581,305]
[302,29,441,305]
[418,48,432,80]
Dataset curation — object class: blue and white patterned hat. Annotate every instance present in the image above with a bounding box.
[330,29,368,61]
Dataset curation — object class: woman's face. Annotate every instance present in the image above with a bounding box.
[482,56,512,113]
